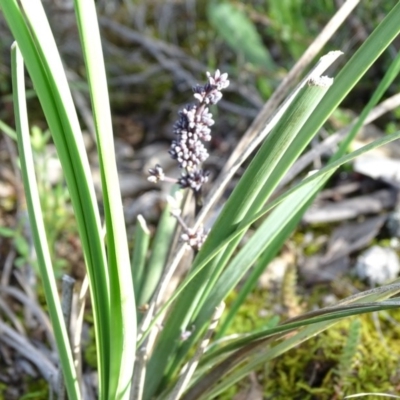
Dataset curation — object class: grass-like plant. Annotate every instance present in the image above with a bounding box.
[2,0,400,399]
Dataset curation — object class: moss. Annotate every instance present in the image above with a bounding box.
[292,226,332,257]
[0,382,6,400]
[225,290,276,335]
[260,313,400,398]
[262,316,390,399]
[0,376,49,400]
[20,377,48,400]
[220,284,400,399]
[83,314,98,369]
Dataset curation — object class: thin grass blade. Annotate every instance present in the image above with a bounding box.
[138,194,178,307]
[131,215,150,304]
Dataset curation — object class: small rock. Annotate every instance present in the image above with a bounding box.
[355,245,400,285]
[386,210,400,237]
[258,254,292,289]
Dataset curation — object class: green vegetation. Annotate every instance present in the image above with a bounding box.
[1,1,400,399]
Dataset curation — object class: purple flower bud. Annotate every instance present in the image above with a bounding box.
[178,169,210,192]
[162,71,229,191]
[181,226,208,250]
[169,139,208,169]
[207,69,230,91]
[148,164,165,183]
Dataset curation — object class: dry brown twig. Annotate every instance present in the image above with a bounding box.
[71,275,93,400]
[56,275,76,400]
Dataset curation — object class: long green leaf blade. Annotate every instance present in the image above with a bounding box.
[11,42,81,400]
[0,1,111,397]
[72,1,136,397]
